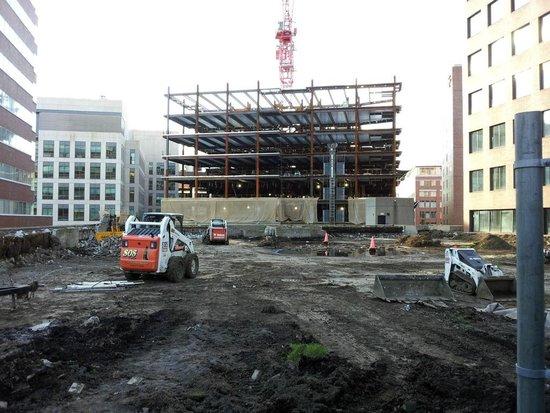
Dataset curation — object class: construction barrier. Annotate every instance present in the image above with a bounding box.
[161,197,318,224]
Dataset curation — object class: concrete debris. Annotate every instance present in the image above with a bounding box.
[42,359,53,368]
[127,376,143,385]
[68,382,84,394]
[0,401,7,409]
[30,320,53,332]
[251,369,260,381]
[52,281,143,293]
[75,235,122,257]
[82,316,100,327]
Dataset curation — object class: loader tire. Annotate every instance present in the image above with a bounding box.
[124,272,140,281]
[167,256,185,283]
[184,253,199,279]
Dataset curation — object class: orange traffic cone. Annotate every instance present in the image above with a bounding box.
[369,236,377,255]
[322,231,329,246]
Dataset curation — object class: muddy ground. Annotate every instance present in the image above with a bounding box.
[0,236,549,412]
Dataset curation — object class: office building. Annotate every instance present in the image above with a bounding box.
[442,65,464,227]
[398,166,443,225]
[36,98,127,225]
[0,0,48,227]
[464,0,550,232]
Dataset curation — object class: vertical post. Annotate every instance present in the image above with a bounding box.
[515,111,545,413]
[194,85,200,198]
[328,143,337,223]
[354,79,360,197]
[255,81,260,197]
[309,79,314,197]
[181,99,185,197]
[164,87,170,199]
[225,83,229,198]
[391,76,397,197]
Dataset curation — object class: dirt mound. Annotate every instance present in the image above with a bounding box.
[399,234,441,248]
[475,234,514,251]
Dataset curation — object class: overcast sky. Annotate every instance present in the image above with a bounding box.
[34,0,464,169]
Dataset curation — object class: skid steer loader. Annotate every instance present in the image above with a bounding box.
[444,248,515,301]
[120,213,199,282]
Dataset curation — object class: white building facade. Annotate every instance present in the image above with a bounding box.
[36,98,127,225]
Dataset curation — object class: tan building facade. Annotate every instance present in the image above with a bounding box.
[464,0,550,233]
[398,166,443,225]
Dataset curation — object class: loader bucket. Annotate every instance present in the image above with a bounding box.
[373,274,454,302]
[476,277,516,301]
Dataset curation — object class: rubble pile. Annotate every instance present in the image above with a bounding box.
[73,236,122,257]
[399,233,441,248]
[0,230,60,260]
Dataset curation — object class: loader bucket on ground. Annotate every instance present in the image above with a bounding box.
[476,277,516,301]
[372,274,454,302]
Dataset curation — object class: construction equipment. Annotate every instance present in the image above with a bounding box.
[444,248,515,301]
[95,212,123,241]
[373,274,454,302]
[202,218,229,245]
[120,213,199,282]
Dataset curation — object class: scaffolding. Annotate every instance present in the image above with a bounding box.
[162,80,402,205]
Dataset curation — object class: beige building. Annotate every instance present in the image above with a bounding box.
[464,0,550,233]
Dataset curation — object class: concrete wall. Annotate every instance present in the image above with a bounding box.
[364,197,415,226]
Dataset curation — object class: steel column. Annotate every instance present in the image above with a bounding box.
[194,85,199,197]
[391,76,397,197]
[225,83,229,198]
[515,111,545,413]
[255,81,260,197]
[354,80,360,197]
[164,87,170,199]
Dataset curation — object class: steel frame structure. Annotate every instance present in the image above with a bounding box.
[163,80,402,200]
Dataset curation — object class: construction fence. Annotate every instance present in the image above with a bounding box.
[162,198,318,224]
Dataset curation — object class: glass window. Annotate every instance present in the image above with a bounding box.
[74,183,85,200]
[541,13,550,42]
[105,204,115,216]
[156,162,164,175]
[42,162,53,178]
[148,194,153,206]
[169,182,175,191]
[90,163,101,179]
[91,142,101,158]
[468,50,483,76]
[148,162,153,175]
[156,179,164,190]
[155,195,162,207]
[90,184,100,200]
[513,69,531,98]
[513,0,529,11]
[42,204,52,216]
[129,187,135,202]
[58,162,70,179]
[89,204,100,221]
[106,142,117,159]
[148,178,153,190]
[513,24,531,55]
[545,167,550,185]
[490,166,506,190]
[468,11,482,38]
[489,79,506,107]
[58,204,69,221]
[59,141,70,158]
[129,206,135,215]
[42,183,53,200]
[105,184,116,200]
[490,123,506,148]
[74,204,84,221]
[74,162,85,179]
[541,61,550,90]
[488,0,506,25]
[75,141,86,158]
[129,149,136,165]
[43,140,54,157]
[469,129,483,153]
[105,164,116,180]
[129,168,135,183]
[489,37,507,67]
[501,210,514,233]
[544,110,550,137]
[58,183,69,200]
[168,162,176,175]
[470,170,484,192]
[468,89,483,114]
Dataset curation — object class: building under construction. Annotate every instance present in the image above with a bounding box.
[162,80,403,223]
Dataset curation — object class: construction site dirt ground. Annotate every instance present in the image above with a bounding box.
[1,236,550,412]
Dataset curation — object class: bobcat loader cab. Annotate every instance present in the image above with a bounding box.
[120,213,198,282]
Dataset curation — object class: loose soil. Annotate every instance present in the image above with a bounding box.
[0,237,549,411]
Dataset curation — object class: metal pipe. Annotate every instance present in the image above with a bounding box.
[515,111,545,413]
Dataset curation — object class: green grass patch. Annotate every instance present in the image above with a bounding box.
[287,342,328,363]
